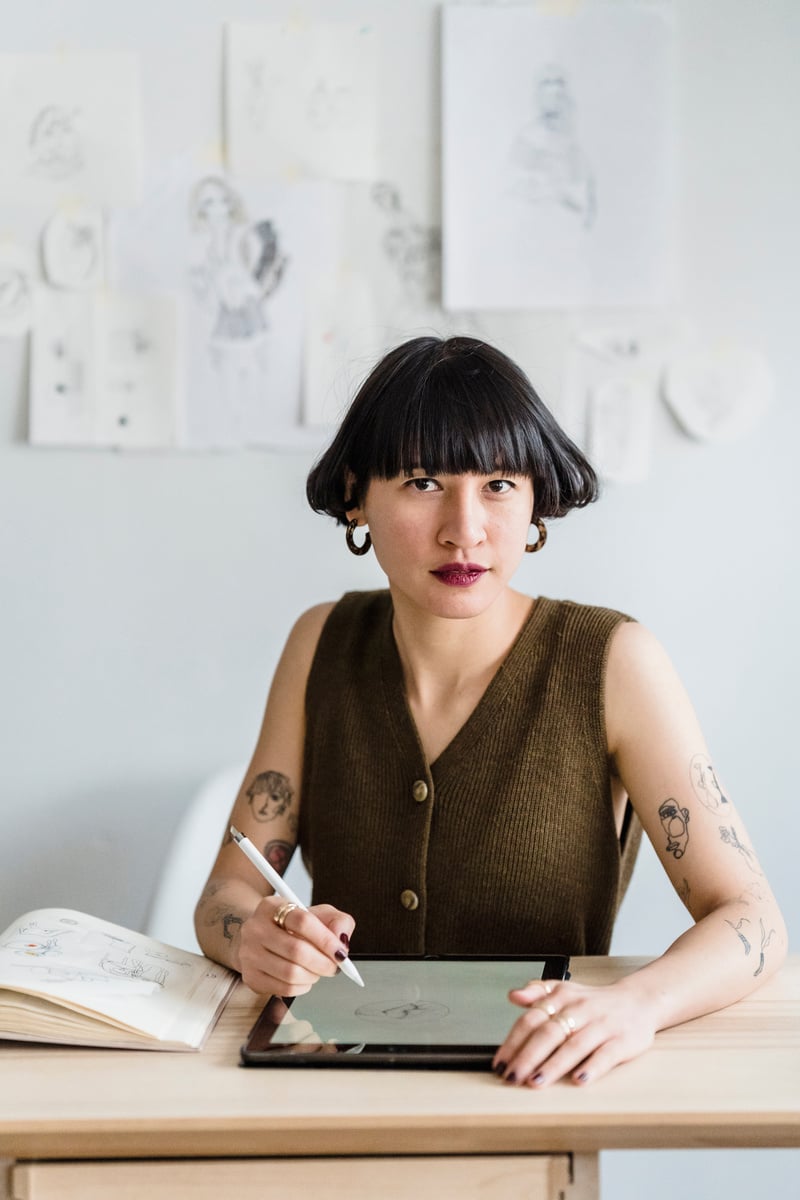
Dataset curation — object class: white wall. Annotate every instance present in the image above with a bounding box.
[1,2,798,1195]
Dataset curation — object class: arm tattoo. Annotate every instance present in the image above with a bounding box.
[222,913,243,941]
[719,825,761,874]
[658,798,690,858]
[725,917,751,956]
[246,770,294,821]
[690,753,730,812]
[755,918,775,977]
[265,839,293,875]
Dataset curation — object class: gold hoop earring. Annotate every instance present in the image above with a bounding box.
[346,519,372,556]
[525,518,547,554]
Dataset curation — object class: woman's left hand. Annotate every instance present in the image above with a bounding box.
[492,977,657,1087]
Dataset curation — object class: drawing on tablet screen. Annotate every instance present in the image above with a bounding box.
[354,1000,450,1022]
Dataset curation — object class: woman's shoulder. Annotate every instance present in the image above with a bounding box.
[286,590,391,659]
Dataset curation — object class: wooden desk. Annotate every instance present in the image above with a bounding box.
[2,956,799,1200]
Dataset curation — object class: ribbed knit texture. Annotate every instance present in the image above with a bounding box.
[299,590,641,956]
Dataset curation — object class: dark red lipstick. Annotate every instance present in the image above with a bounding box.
[431,562,488,587]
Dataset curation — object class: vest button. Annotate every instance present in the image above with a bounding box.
[411,780,428,803]
[400,889,419,911]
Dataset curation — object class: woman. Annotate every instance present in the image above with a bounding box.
[195,335,786,1088]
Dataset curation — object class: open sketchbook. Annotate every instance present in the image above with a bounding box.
[0,908,237,1051]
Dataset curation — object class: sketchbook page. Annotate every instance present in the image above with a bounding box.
[0,909,236,1046]
[0,52,143,208]
[225,20,379,183]
[442,4,677,309]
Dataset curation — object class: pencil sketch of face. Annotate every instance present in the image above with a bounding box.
[536,67,574,134]
[189,176,246,234]
[28,105,84,179]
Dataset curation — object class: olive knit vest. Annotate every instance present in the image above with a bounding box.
[299,590,641,956]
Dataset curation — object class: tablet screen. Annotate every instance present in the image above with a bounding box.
[241,955,569,1067]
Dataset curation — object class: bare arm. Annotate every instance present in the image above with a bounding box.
[495,621,787,1086]
[194,602,355,994]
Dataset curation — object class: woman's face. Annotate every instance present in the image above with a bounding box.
[350,469,534,620]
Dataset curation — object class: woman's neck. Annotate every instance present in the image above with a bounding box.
[390,587,535,710]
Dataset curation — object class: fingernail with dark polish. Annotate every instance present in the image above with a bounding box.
[334,950,346,961]
[494,1061,507,1076]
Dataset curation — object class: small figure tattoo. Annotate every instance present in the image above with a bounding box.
[659,799,690,859]
[690,753,729,812]
[719,826,760,874]
[246,771,294,821]
[725,917,751,956]
[222,914,243,941]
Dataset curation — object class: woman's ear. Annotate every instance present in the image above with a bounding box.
[343,470,365,523]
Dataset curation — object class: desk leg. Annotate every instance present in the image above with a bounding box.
[569,1153,600,1200]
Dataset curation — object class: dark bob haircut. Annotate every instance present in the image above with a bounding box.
[306,335,598,524]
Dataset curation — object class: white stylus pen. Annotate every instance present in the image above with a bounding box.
[230,826,365,988]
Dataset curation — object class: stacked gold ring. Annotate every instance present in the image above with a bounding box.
[550,1012,577,1039]
[273,900,299,929]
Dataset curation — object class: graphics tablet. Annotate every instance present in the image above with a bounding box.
[240,954,570,1069]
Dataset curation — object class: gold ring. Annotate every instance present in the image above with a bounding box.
[550,1013,577,1039]
[273,901,298,929]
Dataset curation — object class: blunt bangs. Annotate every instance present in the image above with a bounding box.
[307,336,599,524]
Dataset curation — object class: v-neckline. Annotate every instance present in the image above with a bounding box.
[379,595,555,773]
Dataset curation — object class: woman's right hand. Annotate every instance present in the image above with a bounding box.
[237,893,356,997]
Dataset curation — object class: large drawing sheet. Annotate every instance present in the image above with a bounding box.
[225,21,379,182]
[110,157,332,449]
[0,53,143,208]
[442,5,676,309]
[0,909,235,1046]
[270,959,549,1048]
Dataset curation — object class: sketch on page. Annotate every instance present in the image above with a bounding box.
[0,53,143,207]
[442,5,676,309]
[1,914,194,992]
[508,64,596,230]
[29,288,178,448]
[225,21,378,182]
[42,206,104,290]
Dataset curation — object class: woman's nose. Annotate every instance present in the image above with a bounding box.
[438,492,486,548]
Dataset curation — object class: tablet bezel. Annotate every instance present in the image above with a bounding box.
[240,953,570,1069]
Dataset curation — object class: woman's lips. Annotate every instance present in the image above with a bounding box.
[431,564,488,587]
